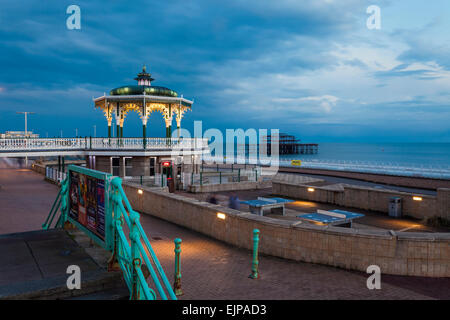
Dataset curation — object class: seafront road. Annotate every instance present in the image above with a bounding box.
[0,167,448,299]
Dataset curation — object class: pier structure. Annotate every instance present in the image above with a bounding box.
[263,133,318,155]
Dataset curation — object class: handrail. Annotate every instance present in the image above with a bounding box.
[42,169,175,300]
[42,178,68,229]
[110,177,177,300]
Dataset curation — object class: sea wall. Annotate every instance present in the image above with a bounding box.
[123,182,450,277]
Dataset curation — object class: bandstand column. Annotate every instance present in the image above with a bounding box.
[165,104,173,139]
[142,117,148,149]
[107,118,112,138]
[115,102,121,139]
[176,117,181,138]
[141,100,149,149]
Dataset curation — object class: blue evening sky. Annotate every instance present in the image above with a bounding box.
[0,0,449,142]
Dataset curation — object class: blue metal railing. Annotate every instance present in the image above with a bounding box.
[42,178,68,230]
[110,177,177,300]
[43,173,176,300]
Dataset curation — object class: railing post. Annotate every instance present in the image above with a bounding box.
[249,229,260,279]
[219,171,222,184]
[238,168,241,182]
[60,179,71,229]
[173,238,183,296]
[130,210,141,300]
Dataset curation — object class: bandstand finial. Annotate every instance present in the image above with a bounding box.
[135,65,154,86]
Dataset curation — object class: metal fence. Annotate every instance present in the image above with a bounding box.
[183,167,262,187]
[45,166,67,183]
[124,174,168,188]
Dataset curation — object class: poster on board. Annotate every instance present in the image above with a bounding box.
[68,170,106,240]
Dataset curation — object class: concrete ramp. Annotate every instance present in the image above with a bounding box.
[0,229,125,300]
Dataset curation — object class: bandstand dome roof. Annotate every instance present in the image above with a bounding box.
[110,85,178,97]
[109,66,179,97]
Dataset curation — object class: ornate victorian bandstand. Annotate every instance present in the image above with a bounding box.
[88,67,207,185]
[93,66,192,146]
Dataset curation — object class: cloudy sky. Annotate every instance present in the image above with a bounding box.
[0,0,449,142]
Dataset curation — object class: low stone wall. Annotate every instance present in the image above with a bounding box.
[272,181,449,221]
[31,163,46,175]
[123,182,450,277]
[187,180,272,193]
[31,160,85,175]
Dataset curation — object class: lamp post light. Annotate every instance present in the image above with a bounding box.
[16,111,35,137]
[16,111,35,167]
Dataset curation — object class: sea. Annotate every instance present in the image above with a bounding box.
[279,143,450,168]
[215,142,450,178]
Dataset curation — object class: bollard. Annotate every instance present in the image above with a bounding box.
[219,171,222,184]
[173,238,183,296]
[140,175,143,185]
[249,229,260,279]
[238,168,241,182]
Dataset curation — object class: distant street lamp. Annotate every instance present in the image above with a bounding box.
[93,125,96,138]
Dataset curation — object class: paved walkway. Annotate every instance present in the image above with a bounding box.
[0,168,448,299]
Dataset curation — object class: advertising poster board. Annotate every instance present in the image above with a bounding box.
[67,165,111,248]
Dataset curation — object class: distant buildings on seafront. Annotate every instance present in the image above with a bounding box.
[0,131,39,139]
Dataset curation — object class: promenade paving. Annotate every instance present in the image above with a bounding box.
[0,167,448,300]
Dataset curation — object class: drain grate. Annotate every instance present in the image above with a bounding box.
[152,236,163,241]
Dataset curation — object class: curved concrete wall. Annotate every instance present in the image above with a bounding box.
[123,183,450,277]
[272,181,450,221]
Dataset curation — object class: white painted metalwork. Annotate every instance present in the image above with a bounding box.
[0,137,208,153]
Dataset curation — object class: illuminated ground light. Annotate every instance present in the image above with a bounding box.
[413,196,423,201]
[138,189,143,195]
[217,213,226,220]
[307,187,315,192]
